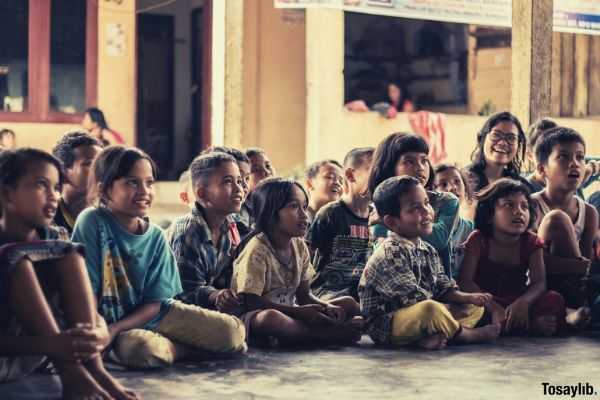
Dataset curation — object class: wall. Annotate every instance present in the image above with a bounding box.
[0,0,137,152]
[305,9,600,171]
[242,2,306,174]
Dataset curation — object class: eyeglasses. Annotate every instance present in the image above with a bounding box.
[489,131,519,145]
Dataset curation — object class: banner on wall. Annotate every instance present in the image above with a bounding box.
[275,0,600,35]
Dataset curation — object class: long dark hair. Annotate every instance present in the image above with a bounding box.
[88,146,157,205]
[474,178,535,237]
[368,132,434,196]
[236,177,308,253]
[85,107,109,130]
[470,111,527,178]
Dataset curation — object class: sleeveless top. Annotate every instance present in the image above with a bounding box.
[535,195,586,240]
[465,230,544,300]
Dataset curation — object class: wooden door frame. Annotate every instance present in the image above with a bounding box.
[200,0,212,150]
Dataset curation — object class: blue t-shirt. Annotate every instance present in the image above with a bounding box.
[72,207,182,330]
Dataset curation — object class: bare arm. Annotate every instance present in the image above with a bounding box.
[515,248,546,305]
[108,302,161,337]
[457,242,483,293]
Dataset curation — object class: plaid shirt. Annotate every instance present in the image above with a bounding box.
[358,232,457,345]
[166,203,240,308]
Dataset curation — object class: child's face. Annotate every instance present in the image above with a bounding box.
[434,168,466,203]
[196,161,244,216]
[385,184,434,240]
[2,161,60,229]
[238,160,251,198]
[65,144,102,194]
[105,159,155,218]
[248,153,273,192]
[539,142,585,192]
[347,156,373,197]
[276,184,310,238]
[493,192,530,236]
[394,152,430,186]
[307,163,344,204]
[483,121,519,166]
[0,134,15,150]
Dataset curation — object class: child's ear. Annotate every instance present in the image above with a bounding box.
[536,162,546,178]
[382,214,398,230]
[179,192,190,205]
[305,178,314,191]
[345,168,355,183]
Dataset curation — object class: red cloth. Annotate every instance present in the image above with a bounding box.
[408,111,447,165]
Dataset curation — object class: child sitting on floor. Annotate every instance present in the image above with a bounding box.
[305,159,345,223]
[530,127,598,328]
[167,152,244,314]
[0,148,137,399]
[308,147,374,301]
[232,177,363,346]
[72,146,246,369]
[369,133,459,277]
[52,131,103,234]
[458,178,568,336]
[359,176,500,350]
[433,163,475,278]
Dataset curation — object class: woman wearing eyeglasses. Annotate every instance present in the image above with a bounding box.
[465,111,533,195]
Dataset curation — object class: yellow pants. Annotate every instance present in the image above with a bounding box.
[390,300,484,346]
[113,300,247,368]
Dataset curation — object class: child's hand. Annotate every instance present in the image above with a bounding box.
[468,292,493,306]
[215,289,242,314]
[65,321,112,353]
[368,210,380,226]
[295,304,334,325]
[49,330,104,363]
[324,304,346,324]
[505,299,529,332]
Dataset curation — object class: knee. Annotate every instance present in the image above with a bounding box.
[541,210,573,236]
[534,291,566,316]
[215,314,247,353]
[113,329,175,369]
[253,309,290,333]
[418,300,448,321]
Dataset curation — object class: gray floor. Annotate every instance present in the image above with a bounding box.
[2,334,600,400]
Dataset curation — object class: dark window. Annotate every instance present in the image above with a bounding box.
[0,1,29,113]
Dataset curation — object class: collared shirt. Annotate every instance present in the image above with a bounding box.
[166,202,240,308]
[358,232,457,345]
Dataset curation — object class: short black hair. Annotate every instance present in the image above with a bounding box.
[189,152,237,188]
[178,169,190,187]
[0,148,65,190]
[373,175,420,218]
[474,178,535,237]
[343,147,375,169]
[85,107,109,130]
[527,117,558,153]
[534,126,586,166]
[202,146,250,164]
[89,146,157,205]
[368,132,433,195]
[52,131,103,169]
[434,163,473,201]
[305,159,343,180]
[245,147,266,159]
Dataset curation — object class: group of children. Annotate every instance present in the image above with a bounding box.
[1,110,600,398]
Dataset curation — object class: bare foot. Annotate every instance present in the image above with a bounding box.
[531,315,557,337]
[58,362,113,400]
[454,324,501,344]
[86,358,140,400]
[417,333,448,350]
[566,307,591,330]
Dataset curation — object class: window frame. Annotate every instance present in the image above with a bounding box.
[0,0,98,123]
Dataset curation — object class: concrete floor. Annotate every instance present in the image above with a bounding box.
[2,333,600,400]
